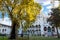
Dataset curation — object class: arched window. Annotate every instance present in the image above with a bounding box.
[48,27,51,32]
[44,27,47,31]
[52,27,55,32]
[38,25,41,28]
[27,30,29,32]
[5,29,6,31]
[36,30,38,32]
[2,29,4,32]
[31,25,34,28]
[2,29,6,32]
[39,29,41,31]
[36,25,38,27]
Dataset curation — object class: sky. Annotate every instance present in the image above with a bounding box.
[0,0,59,26]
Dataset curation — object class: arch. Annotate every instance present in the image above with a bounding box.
[52,27,55,32]
[48,27,51,32]
[44,27,47,31]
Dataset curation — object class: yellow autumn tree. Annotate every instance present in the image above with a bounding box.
[0,0,41,40]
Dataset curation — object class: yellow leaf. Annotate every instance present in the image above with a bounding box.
[12,5,20,14]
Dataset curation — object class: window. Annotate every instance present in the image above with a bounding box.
[52,27,55,32]
[0,25,2,27]
[2,29,6,32]
[44,27,47,31]
[2,29,4,32]
[48,27,51,32]
[36,25,38,27]
[39,25,41,28]
[36,30,38,32]
[32,25,34,28]
[39,29,41,31]
[5,29,6,31]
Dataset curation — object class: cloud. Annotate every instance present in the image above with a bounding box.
[35,0,52,3]
[0,17,11,26]
[53,1,59,8]
[42,1,51,6]
[47,5,52,9]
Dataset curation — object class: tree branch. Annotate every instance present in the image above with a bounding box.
[4,1,13,20]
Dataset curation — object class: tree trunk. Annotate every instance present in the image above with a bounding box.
[56,27,60,38]
[9,22,16,39]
